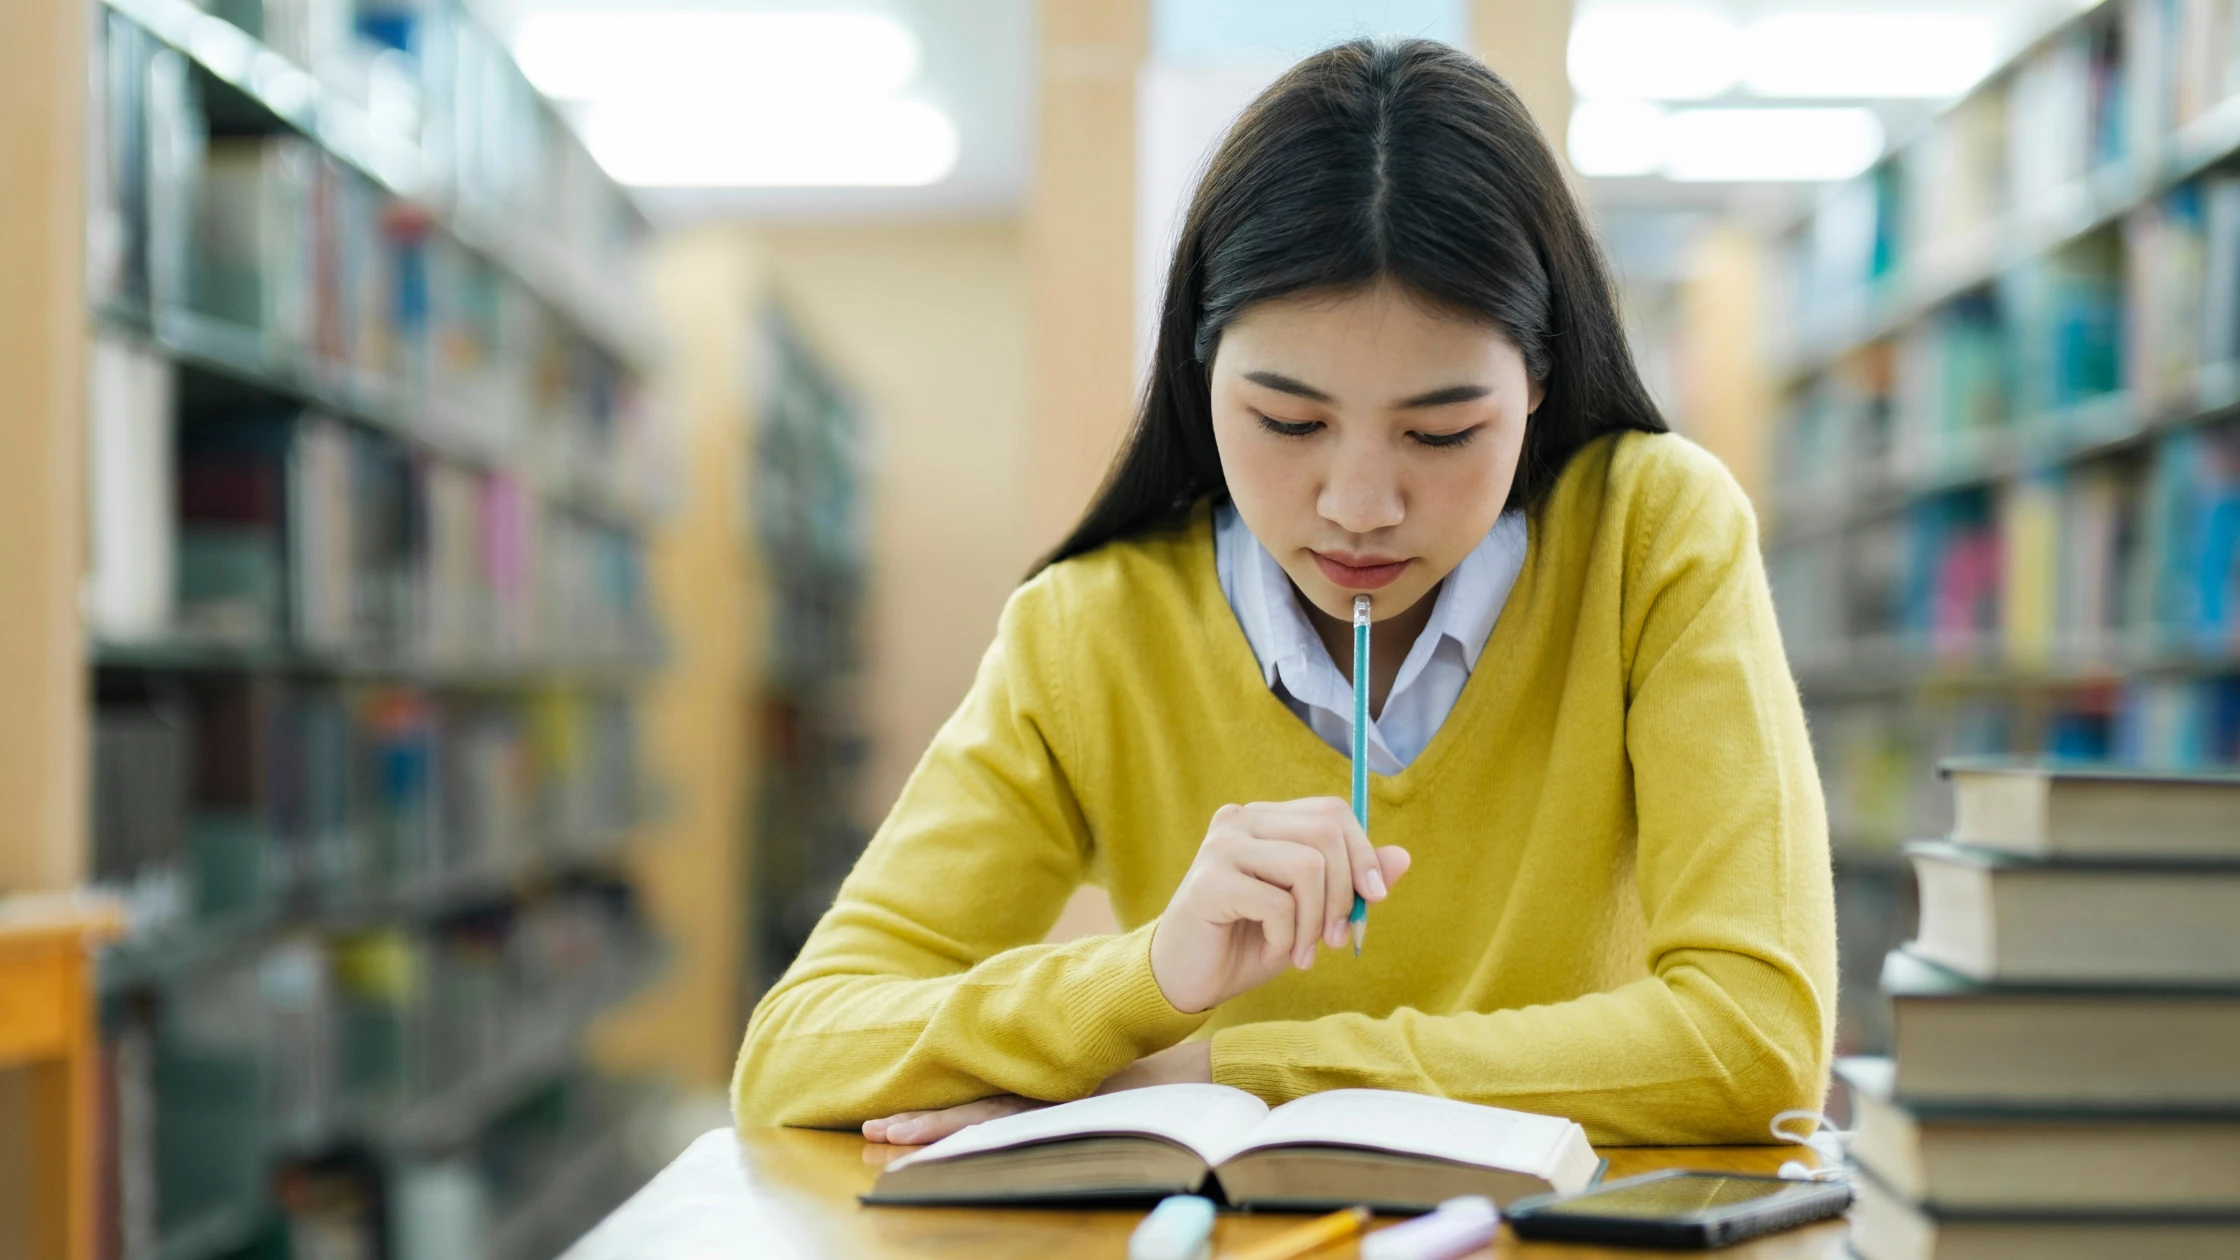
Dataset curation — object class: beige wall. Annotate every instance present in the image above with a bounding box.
[756,221,1034,822]
[1678,224,1775,516]
[1028,0,1148,554]
[1472,0,1575,156]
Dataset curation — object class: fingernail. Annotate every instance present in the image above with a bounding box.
[1325,922,1344,948]
[1365,869,1388,899]
[1297,948,1315,969]
[890,1123,917,1143]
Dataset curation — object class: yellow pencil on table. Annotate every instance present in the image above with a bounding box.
[1224,1205,1373,1260]
[1349,593,1371,956]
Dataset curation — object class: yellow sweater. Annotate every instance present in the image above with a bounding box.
[733,433,1837,1145]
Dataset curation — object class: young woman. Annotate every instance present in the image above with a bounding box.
[733,38,1836,1148]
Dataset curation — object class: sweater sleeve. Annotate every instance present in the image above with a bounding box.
[1207,451,1839,1146]
[732,577,1207,1130]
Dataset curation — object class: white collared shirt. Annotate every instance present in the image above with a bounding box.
[1214,503,1528,773]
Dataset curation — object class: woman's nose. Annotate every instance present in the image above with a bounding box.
[1316,457,1405,536]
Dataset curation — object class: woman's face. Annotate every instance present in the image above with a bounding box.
[1208,280,1540,625]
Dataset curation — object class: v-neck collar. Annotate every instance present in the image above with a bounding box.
[1183,501,1542,805]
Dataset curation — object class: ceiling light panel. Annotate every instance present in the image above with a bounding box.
[512,11,920,105]
[1661,107,1885,181]
[583,98,960,187]
[1743,13,1997,98]
[1568,5,1742,101]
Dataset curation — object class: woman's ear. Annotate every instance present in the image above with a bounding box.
[1527,376,1546,416]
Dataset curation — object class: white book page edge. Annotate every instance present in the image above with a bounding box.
[1212,1089,1578,1173]
[883,1083,1269,1171]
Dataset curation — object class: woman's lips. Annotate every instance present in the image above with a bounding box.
[1311,550,1411,590]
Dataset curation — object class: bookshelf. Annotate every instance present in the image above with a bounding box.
[16,1,680,1257]
[1763,0,2240,1055]
[746,310,871,990]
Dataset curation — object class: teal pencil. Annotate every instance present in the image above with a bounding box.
[1350,594,1371,956]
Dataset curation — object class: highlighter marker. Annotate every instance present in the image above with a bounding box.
[1360,1196,1500,1260]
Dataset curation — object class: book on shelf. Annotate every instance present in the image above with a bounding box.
[2120,673,2240,764]
[1881,947,2240,1107]
[1943,759,2240,859]
[1848,1166,2240,1260]
[92,693,193,935]
[1838,1056,2240,1214]
[98,889,652,1254]
[289,415,354,651]
[1906,839,2240,983]
[1998,472,2059,667]
[2004,15,2127,212]
[86,333,178,643]
[2125,182,2209,409]
[2148,423,2240,649]
[177,416,291,647]
[1906,90,2005,261]
[92,669,643,925]
[2007,232,2125,418]
[2202,177,2240,367]
[191,135,317,343]
[1891,291,2007,481]
[866,1084,1600,1212]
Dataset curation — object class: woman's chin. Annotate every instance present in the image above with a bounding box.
[1298,576,1439,626]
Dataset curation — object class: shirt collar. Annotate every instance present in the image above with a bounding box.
[1214,504,1528,689]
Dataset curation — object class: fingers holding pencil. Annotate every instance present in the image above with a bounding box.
[1150,803,1411,1013]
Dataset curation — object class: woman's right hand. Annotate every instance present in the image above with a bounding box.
[1149,797,1410,1014]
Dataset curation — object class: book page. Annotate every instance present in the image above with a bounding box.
[883,1084,1270,1171]
[1213,1089,1579,1172]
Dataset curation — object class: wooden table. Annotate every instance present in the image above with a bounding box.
[0,895,123,1260]
[565,1127,1849,1259]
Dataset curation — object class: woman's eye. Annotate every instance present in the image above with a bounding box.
[1256,414,1322,438]
[1411,426,1481,449]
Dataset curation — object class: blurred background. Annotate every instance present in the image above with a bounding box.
[3,0,2237,1255]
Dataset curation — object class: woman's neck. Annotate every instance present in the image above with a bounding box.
[1298,581,1440,717]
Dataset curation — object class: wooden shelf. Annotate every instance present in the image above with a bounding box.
[98,825,648,991]
[1768,1,2240,385]
[0,896,125,1260]
[1767,363,2240,546]
[96,304,655,533]
[1791,638,2240,700]
[91,635,663,690]
[96,0,658,372]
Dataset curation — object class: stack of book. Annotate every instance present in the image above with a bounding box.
[1846,759,2240,1259]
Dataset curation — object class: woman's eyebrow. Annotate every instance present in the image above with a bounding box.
[1243,370,1335,403]
[1396,383,1492,409]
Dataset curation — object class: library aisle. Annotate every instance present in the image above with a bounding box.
[4,1,2237,1259]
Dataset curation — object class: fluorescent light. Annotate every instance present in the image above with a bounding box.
[1744,13,1997,98]
[512,11,920,105]
[1568,98,1667,176]
[583,99,960,187]
[1568,6,1740,102]
[1662,107,1884,181]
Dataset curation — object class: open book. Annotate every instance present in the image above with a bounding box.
[863,1084,1601,1212]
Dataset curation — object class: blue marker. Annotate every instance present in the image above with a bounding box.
[1129,1193,1215,1260]
[1350,593,1371,956]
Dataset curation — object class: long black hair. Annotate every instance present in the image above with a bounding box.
[1037,37,1667,572]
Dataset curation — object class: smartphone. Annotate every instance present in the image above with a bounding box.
[1505,1170,1851,1249]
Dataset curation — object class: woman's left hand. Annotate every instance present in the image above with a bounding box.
[860,1042,1214,1146]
